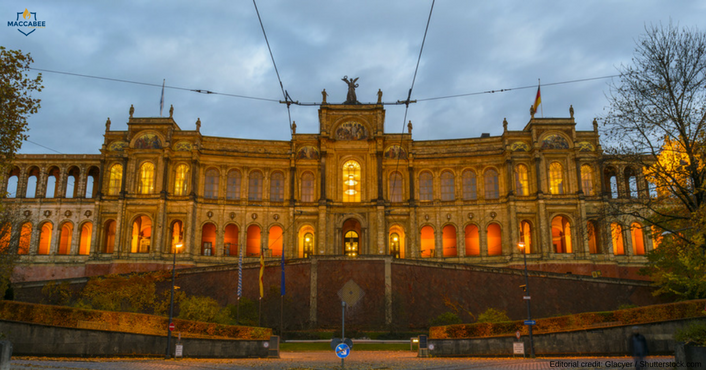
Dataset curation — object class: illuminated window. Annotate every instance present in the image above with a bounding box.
[137,162,155,194]
[551,216,572,253]
[19,223,31,255]
[389,172,403,202]
[170,220,184,254]
[549,162,564,194]
[519,220,532,253]
[201,223,216,256]
[79,223,92,255]
[442,225,457,257]
[611,223,625,255]
[204,168,219,199]
[515,164,529,196]
[246,225,261,256]
[587,221,601,254]
[103,220,116,254]
[419,172,433,201]
[462,170,477,200]
[344,230,359,257]
[487,223,502,255]
[420,226,435,257]
[227,170,241,200]
[301,172,315,202]
[0,224,10,254]
[342,160,361,202]
[58,222,72,255]
[173,164,189,196]
[248,171,263,201]
[224,224,239,256]
[108,164,123,196]
[270,172,284,202]
[581,164,594,196]
[131,216,152,253]
[300,226,315,258]
[631,222,645,255]
[269,226,283,257]
[441,172,455,201]
[38,223,52,255]
[389,232,401,258]
[464,224,479,256]
[484,169,499,199]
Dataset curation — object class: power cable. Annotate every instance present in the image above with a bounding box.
[25,139,63,154]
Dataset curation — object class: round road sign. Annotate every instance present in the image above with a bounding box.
[515,330,521,340]
[169,322,175,331]
[335,343,350,359]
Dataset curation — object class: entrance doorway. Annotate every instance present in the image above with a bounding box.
[342,218,361,257]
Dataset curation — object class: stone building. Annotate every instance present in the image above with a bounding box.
[1,99,654,282]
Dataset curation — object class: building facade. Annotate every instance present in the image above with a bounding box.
[1,102,654,281]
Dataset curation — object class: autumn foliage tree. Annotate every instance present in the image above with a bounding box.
[604,23,706,298]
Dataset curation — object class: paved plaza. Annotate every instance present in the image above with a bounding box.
[11,353,680,370]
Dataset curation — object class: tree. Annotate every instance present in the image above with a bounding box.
[604,23,706,298]
[0,47,43,168]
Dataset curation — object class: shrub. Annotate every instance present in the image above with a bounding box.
[675,322,706,346]
[477,308,511,323]
[78,272,168,313]
[178,295,229,324]
[430,312,462,327]
[41,281,72,305]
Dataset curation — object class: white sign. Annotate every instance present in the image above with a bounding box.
[523,296,531,300]
[175,344,183,357]
[513,342,524,355]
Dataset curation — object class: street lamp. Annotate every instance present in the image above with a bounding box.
[166,242,183,359]
[518,241,535,358]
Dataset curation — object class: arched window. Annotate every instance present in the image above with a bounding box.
[103,220,116,254]
[519,220,532,253]
[26,167,39,198]
[605,167,618,198]
[201,223,216,256]
[65,166,80,198]
[226,170,241,200]
[108,164,123,196]
[342,160,361,202]
[581,164,594,196]
[137,162,155,194]
[19,222,31,255]
[5,167,19,198]
[587,221,601,254]
[246,225,261,256]
[248,171,263,201]
[204,168,219,199]
[389,172,403,202]
[389,233,401,258]
[224,224,239,256]
[301,172,315,202]
[484,169,499,199]
[299,226,315,258]
[173,164,189,196]
[625,167,638,198]
[647,180,658,198]
[389,226,406,259]
[515,164,529,196]
[38,223,53,255]
[549,162,564,194]
[78,223,92,255]
[420,226,434,257]
[441,172,455,201]
[270,172,284,202]
[631,222,645,255]
[487,223,502,255]
[0,224,10,253]
[462,170,477,200]
[442,225,457,257]
[551,216,572,253]
[46,167,60,198]
[170,220,184,254]
[85,167,99,198]
[464,224,480,256]
[344,230,359,257]
[130,216,152,253]
[611,223,625,255]
[419,172,433,201]
[269,226,283,257]
[303,232,315,258]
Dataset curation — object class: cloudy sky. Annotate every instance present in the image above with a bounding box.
[3,1,703,155]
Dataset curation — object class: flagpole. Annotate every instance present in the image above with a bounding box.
[280,243,285,338]
[237,240,243,324]
[159,79,165,117]
[538,79,543,118]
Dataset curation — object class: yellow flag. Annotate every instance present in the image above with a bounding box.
[533,86,542,112]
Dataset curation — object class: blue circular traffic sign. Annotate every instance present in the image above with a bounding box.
[335,343,350,359]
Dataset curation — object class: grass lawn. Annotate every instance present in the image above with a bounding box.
[280,342,416,352]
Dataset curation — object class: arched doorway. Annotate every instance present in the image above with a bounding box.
[342,218,361,257]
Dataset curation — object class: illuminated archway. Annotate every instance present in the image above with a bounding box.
[130,215,152,253]
[201,223,216,256]
[551,216,572,253]
[246,225,261,257]
[269,225,283,257]
[224,224,239,256]
[487,223,502,256]
[442,225,457,257]
[78,223,92,255]
[389,225,405,259]
[38,223,53,255]
[58,223,73,255]
[420,225,435,257]
[611,223,625,255]
[342,218,361,257]
[630,222,645,255]
[298,225,315,258]
[464,224,479,256]
[519,220,532,253]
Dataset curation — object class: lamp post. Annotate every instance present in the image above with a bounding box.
[518,241,535,358]
[165,242,182,359]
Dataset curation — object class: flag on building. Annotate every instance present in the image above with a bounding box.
[280,246,285,297]
[259,251,264,298]
[533,85,541,113]
[159,79,165,116]
[237,244,243,299]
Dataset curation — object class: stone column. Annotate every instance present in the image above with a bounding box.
[319,151,327,203]
[377,151,384,202]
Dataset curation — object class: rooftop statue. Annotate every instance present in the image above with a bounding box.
[342,76,359,104]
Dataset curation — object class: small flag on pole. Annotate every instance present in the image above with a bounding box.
[259,250,265,298]
[533,85,541,114]
[281,246,285,296]
[159,79,165,116]
[237,243,243,299]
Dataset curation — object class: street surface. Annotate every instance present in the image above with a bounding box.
[11,352,679,370]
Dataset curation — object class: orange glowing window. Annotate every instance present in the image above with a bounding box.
[174,164,189,196]
[611,223,625,255]
[247,225,261,256]
[464,224,479,256]
[269,226,283,257]
[108,164,123,196]
[631,222,645,255]
[420,226,435,257]
[487,223,502,256]
[551,216,572,253]
[442,225,457,257]
[78,223,92,255]
[138,162,155,194]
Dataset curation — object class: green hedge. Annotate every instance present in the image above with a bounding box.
[0,300,271,340]
[430,299,706,339]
